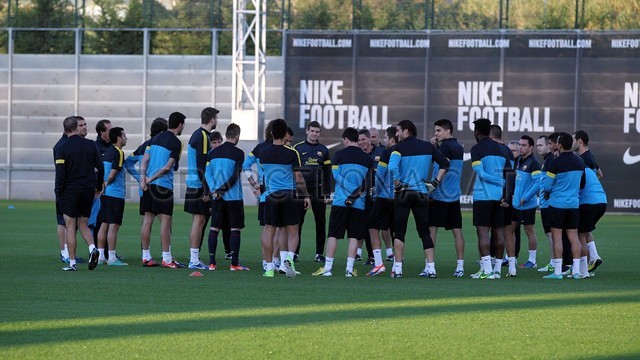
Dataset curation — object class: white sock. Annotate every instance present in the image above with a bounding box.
[373,249,383,266]
[162,251,172,264]
[190,248,199,263]
[386,248,393,257]
[394,261,403,274]
[528,250,537,264]
[262,259,267,269]
[69,259,77,266]
[481,256,492,274]
[356,248,362,257]
[572,259,580,276]
[88,244,96,253]
[456,259,464,271]
[553,259,563,276]
[580,256,588,276]
[266,262,274,271]
[325,257,334,271]
[98,248,106,260]
[427,262,435,273]
[346,257,355,272]
[108,250,117,262]
[508,257,517,274]
[287,251,296,261]
[280,251,288,262]
[493,258,503,274]
[61,246,69,259]
[587,241,600,260]
[142,249,152,261]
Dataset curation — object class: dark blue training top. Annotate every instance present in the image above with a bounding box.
[332,145,374,210]
[541,151,585,209]
[260,143,302,196]
[293,140,331,195]
[470,137,510,201]
[102,145,126,199]
[205,141,245,201]
[389,136,450,194]
[186,128,211,190]
[242,140,272,203]
[374,147,394,200]
[431,138,464,202]
[95,136,110,158]
[54,134,104,194]
[538,152,554,209]
[513,154,541,210]
[53,134,68,159]
[579,150,607,205]
[145,131,182,190]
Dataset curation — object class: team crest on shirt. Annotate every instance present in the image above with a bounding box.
[317,151,323,157]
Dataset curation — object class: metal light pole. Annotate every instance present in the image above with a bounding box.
[232,0,266,140]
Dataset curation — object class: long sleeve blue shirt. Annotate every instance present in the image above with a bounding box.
[540,151,585,209]
[388,136,450,194]
[470,137,510,201]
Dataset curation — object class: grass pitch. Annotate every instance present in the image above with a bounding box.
[1,200,639,359]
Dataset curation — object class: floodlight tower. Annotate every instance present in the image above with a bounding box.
[232,0,266,140]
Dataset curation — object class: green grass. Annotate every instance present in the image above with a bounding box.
[1,200,639,359]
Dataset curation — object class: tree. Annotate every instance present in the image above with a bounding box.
[152,0,214,54]
[3,0,640,56]
[583,0,640,30]
[13,0,76,54]
[83,0,145,54]
[295,0,334,30]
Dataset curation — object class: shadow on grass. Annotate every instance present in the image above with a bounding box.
[1,292,638,347]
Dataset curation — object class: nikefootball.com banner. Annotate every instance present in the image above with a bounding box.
[284,31,640,213]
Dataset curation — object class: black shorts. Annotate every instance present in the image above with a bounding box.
[210,199,245,229]
[540,208,551,234]
[429,199,462,230]
[140,189,151,215]
[328,206,368,240]
[361,202,372,241]
[503,205,515,226]
[548,206,579,230]
[184,187,210,215]
[513,208,536,226]
[393,190,429,242]
[99,195,125,225]
[55,198,65,225]
[369,197,394,231]
[258,201,265,226]
[264,190,300,227]
[578,203,606,233]
[58,188,95,218]
[473,200,505,228]
[365,194,374,211]
[143,184,174,216]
